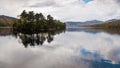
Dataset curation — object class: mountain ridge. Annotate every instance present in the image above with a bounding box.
[0,15,16,26]
[87,19,120,28]
[66,20,102,27]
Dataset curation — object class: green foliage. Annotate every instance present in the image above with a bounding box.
[13,10,66,34]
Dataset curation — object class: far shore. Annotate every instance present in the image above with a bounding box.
[0,26,11,28]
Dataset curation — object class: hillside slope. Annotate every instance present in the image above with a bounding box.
[85,19,120,34]
[0,15,16,27]
[89,19,120,29]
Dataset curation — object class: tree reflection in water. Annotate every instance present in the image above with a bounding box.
[12,30,65,48]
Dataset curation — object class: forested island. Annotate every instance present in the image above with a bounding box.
[13,10,66,34]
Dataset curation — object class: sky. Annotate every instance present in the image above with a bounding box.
[0,0,120,22]
[83,0,92,3]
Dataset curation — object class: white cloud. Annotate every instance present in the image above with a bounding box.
[0,0,120,21]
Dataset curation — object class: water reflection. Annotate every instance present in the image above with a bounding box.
[12,30,65,47]
[89,28,120,35]
[0,28,120,68]
[67,27,120,35]
[0,28,11,36]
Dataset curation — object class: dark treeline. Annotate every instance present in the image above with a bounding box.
[13,10,66,34]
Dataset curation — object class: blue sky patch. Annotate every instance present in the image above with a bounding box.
[83,0,92,3]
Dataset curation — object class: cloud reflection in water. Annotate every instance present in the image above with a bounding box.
[0,30,120,68]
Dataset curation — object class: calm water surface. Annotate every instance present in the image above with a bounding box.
[0,28,120,68]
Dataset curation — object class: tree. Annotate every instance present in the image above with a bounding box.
[47,15,54,28]
[47,15,53,20]
[39,13,45,21]
[39,13,46,24]
[35,13,40,23]
[28,11,34,22]
[20,10,27,19]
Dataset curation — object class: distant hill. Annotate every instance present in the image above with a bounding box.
[88,19,120,28]
[85,19,120,34]
[66,20,102,27]
[0,15,16,27]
